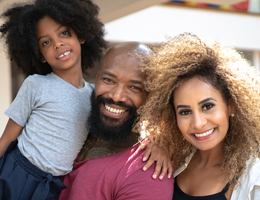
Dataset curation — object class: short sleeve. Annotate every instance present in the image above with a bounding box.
[5,75,40,127]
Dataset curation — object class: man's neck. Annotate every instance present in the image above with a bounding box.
[76,134,138,162]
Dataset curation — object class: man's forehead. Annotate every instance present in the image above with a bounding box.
[101,51,142,71]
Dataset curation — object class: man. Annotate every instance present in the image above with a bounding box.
[59,42,174,200]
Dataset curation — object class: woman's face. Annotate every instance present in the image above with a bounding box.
[173,76,231,151]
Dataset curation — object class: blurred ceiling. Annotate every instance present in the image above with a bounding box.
[0,0,244,23]
[94,0,244,23]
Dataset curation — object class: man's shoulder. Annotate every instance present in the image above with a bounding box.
[114,143,174,199]
[77,136,139,162]
[65,142,173,200]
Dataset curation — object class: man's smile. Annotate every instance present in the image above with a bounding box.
[105,104,126,114]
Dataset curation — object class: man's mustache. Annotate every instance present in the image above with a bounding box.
[96,95,136,110]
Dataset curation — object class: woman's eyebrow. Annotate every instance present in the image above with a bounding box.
[176,97,217,109]
[198,97,217,105]
[176,105,190,109]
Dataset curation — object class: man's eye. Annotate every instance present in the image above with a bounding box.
[103,78,113,83]
[179,110,191,115]
[202,103,214,111]
[131,86,141,91]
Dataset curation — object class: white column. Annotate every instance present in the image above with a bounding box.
[253,51,260,73]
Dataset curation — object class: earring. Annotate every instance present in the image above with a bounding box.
[231,113,235,117]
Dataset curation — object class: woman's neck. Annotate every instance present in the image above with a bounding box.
[194,142,224,168]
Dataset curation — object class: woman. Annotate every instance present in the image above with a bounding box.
[135,33,260,199]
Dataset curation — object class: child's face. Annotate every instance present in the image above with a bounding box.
[37,16,84,74]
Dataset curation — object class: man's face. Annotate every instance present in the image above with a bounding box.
[95,50,146,128]
[88,50,146,143]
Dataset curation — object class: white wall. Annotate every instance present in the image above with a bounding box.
[105,5,260,50]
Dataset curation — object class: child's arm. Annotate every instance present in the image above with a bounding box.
[142,143,173,180]
[0,118,23,157]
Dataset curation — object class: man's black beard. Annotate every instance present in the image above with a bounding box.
[87,91,137,144]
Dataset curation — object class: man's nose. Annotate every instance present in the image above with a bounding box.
[108,85,127,103]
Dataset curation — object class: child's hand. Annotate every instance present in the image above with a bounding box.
[142,143,173,180]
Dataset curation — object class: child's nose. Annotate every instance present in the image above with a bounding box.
[54,41,64,50]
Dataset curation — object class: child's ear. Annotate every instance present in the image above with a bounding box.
[80,39,85,44]
[41,57,47,63]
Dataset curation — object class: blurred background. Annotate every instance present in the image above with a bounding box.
[1,0,260,134]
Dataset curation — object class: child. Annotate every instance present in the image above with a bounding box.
[0,0,106,199]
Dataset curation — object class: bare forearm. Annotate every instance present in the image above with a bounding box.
[0,118,23,157]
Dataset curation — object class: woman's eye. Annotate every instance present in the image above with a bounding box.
[179,110,191,115]
[202,103,214,111]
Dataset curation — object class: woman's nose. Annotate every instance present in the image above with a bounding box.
[191,112,207,130]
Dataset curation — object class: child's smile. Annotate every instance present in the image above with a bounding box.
[37,16,84,75]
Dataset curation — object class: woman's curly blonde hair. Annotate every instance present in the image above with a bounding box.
[134,33,260,191]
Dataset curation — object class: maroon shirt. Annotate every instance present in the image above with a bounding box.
[59,142,174,200]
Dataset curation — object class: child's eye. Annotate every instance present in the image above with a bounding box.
[61,30,69,36]
[179,110,191,116]
[61,29,71,37]
[42,40,50,46]
[202,103,215,111]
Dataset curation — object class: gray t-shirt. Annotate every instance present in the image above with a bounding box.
[5,73,93,176]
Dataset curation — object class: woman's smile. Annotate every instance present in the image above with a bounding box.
[173,76,231,151]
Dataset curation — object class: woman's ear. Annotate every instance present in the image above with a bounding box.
[228,103,236,117]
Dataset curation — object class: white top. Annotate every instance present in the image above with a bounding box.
[174,148,260,200]
[5,73,93,176]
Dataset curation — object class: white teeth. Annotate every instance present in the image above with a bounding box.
[105,104,126,114]
[58,51,70,59]
[194,128,214,138]
[64,51,70,56]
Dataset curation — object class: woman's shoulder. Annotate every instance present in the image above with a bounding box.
[245,157,260,182]
[231,157,260,200]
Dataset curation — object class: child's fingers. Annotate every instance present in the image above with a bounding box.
[158,161,168,180]
[167,162,173,179]
[142,144,152,162]
[142,156,155,171]
[152,159,163,179]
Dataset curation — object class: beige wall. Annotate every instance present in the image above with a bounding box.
[0,38,11,136]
